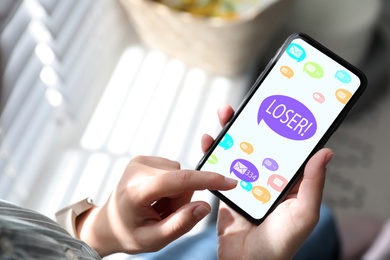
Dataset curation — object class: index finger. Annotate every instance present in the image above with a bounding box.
[217,104,234,127]
[143,170,238,204]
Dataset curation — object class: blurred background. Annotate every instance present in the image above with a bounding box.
[0,0,389,259]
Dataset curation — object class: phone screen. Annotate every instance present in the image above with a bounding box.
[196,34,366,224]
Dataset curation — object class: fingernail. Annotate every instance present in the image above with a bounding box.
[224,176,238,187]
[324,152,335,167]
[193,205,211,220]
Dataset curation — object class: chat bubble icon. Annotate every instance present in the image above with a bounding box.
[335,89,352,105]
[267,174,288,192]
[280,66,294,79]
[230,159,259,182]
[240,142,254,155]
[218,133,233,150]
[313,92,325,104]
[240,181,253,192]
[207,154,218,164]
[304,62,324,79]
[252,186,271,204]
[258,95,317,141]
[335,70,351,83]
[286,43,306,62]
[262,158,279,171]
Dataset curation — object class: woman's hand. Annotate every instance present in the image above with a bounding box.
[76,156,237,257]
[202,104,334,260]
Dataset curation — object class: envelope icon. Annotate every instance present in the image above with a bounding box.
[233,162,248,175]
[289,46,303,59]
[264,160,272,167]
[306,63,316,73]
[273,177,284,187]
[337,91,347,100]
[253,187,263,197]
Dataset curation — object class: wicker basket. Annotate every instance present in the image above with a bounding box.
[119,0,291,76]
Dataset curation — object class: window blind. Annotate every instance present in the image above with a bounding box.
[0,0,132,208]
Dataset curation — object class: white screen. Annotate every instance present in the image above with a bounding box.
[200,38,361,220]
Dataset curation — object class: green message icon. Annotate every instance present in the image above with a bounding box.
[207,154,218,164]
[303,62,324,79]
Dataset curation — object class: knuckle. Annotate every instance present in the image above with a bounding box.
[175,170,192,183]
[124,163,136,173]
[205,172,223,186]
[123,179,144,204]
[131,155,147,164]
[162,158,180,170]
[123,185,135,202]
[130,189,143,204]
[172,217,190,237]
[209,172,222,182]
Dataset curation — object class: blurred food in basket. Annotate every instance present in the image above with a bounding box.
[120,0,291,76]
[154,0,263,19]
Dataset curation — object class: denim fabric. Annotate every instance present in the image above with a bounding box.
[139,204,340,260]
[293,204,341,260]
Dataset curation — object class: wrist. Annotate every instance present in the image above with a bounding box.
[76,206,114,257]
[75,205,97,239]
[56,198,94,238]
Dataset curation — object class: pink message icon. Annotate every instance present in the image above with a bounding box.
[267,174,288,192]
[313,92,325,104]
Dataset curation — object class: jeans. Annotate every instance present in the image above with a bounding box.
[138,204,340,260]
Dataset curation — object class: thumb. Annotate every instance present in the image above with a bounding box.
[298,148,334,212]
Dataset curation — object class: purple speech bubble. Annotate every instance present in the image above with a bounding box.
[230,159,259,183]
[258,95,317,141]
[262,158,279,171]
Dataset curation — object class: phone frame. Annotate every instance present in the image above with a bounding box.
[195,33,367,225]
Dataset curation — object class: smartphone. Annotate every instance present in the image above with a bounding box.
[196,33,367,225]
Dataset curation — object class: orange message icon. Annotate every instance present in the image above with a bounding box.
[335,89,352,104]
[252,186,271,204]
[280,66,294,79]
[240,142,254,155]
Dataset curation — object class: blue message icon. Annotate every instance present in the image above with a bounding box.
[286,43,306,62]
[335,70,351,83]
[218,133,233,150]
[240,181,253,192]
